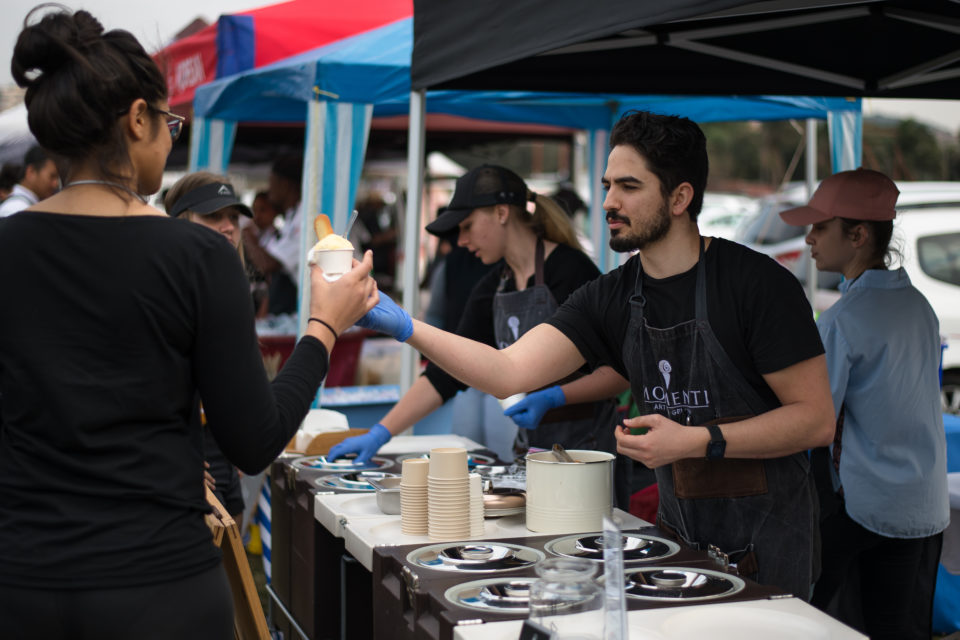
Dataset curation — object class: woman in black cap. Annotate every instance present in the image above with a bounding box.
[166,172,251,252]
[164,172,255,521]
[329,164,630,504]
[0,7,377,638]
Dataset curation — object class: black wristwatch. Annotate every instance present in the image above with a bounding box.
[705,424,726,460]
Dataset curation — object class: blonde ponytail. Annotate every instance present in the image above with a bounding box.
[524,190,583,251]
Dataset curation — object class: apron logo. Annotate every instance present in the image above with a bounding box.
[507,316,520,341]
[658,360,672,388]
[643,360,710,417]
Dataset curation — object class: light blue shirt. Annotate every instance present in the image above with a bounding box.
[817,267,949,538]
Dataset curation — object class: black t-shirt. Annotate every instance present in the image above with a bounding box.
[0,212,328,589]
[425,243,601,401]
[547,238,824,409]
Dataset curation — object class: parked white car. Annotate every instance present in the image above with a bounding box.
[698,192,759,240]
[734,182,960,413]
[897,203,960,412]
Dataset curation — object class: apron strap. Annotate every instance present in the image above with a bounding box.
[534,237,545,287]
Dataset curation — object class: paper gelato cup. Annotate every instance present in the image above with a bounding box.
[309,248,353,280]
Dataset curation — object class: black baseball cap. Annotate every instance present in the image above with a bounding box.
[425,165,529,236]
[168,182,253,218]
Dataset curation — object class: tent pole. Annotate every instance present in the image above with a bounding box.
[588,129,609,271]
[805,118,818,310]
[401,90,426,395]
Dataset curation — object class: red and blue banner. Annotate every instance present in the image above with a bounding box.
[155,0,411,109]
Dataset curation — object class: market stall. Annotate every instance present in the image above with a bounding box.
[188,16,860,395]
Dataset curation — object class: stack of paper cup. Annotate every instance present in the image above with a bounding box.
[400,458,429,535]
[427,447,470,541]
[468,473,484,538]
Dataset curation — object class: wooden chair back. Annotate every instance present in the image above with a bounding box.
[205,487,270,640]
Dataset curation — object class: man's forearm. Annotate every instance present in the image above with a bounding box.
[716,400,835,459]
[561,366,630,405]
[407,321,585,399]
[720,354,835,458]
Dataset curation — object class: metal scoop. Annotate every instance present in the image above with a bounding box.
[551,443,580,463]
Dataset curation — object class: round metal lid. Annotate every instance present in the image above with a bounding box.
[444,578,535,613]
[394,452,498,467]
[291,455,394,472]
[314,471,398,492]
[407,542,545,573]
[618,567,745,601]
[544,532,680,563]
[471,465,526,485]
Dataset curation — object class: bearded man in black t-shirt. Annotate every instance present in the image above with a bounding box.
[356,110,836,600]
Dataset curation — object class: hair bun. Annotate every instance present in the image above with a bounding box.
[11,8,105,89]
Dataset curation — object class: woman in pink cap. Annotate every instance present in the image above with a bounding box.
[781,168,949,640]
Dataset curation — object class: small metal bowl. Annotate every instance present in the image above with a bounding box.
[368,476,402,515]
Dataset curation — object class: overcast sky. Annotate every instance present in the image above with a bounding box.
[3,0,960,135]
[2,0,262,81]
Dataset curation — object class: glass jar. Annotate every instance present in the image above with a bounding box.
[528,557,604,639]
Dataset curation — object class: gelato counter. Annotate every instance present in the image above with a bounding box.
[270,434,866,640]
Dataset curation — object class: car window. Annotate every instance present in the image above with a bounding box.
[738,200,805,245]
[917,232,960,286]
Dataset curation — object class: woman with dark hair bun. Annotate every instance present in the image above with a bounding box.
[0,7,378,638]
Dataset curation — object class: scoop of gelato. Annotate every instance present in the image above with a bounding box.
[314,233,354,251]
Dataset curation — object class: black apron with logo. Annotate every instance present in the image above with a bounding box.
[621,238,819,598]
[493,240,628,507]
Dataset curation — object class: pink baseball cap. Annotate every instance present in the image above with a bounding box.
[780,168,899,226]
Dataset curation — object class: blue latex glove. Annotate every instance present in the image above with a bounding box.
[327,423,392,465]
[503,386,566,430]
[356,294,413,342]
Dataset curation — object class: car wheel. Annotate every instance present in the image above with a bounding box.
[942,371,960,415]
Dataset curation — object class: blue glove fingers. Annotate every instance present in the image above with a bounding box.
[356,295,413,342]
[327,437,363,463]
[355,423,392,464]
[502,386,566,430]
[502,403,526,418]
[508,408,539,430]
[328,424,392,464]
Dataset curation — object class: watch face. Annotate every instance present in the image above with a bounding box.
[707,436,726,459]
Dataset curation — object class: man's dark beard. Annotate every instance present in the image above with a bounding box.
[608,199,671,252]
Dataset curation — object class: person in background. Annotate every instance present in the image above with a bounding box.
[355,111,835,599]
[250,190,280,239]
[242,154,302,316]
[330,165,628,503]
[419,223,509,459]
[0,162,21,201]
[355,192,399,294]
[0,144,60,216]
[781,169,949,639]
[0,7,377,638]
[243,191,280,317]
[165,171,254,520]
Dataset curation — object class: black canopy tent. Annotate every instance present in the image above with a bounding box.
[397,0,959,390]
[411,0,960,98]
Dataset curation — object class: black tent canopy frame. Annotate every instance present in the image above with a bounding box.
[412,0,960,99]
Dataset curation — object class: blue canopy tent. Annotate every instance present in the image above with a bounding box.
[190,16,861,385]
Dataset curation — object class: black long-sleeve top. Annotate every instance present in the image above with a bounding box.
[0,212,327,589]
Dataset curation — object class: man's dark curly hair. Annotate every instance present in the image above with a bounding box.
[609,110,708,221]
